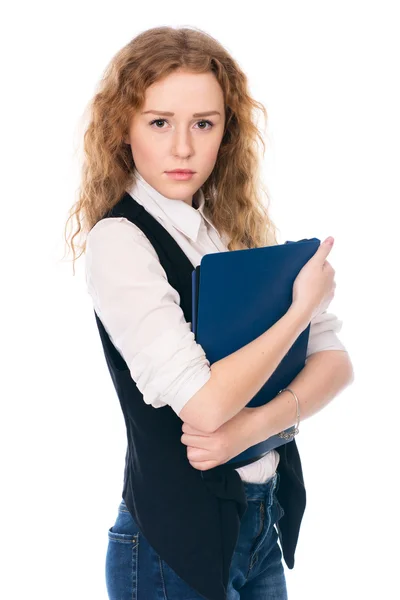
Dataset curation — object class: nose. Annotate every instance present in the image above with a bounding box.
[171,127,194,158]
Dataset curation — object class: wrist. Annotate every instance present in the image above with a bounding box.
[259,390,300,439]
[289,303,312,331]
[242,405,274,447]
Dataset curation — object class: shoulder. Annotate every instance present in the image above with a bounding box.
[85,216,169,287]
[86,217,158,257]
[87,216,146,240]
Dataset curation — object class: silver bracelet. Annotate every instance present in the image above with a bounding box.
[276,387,300,440]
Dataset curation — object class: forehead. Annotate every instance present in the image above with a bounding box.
[143,71,224,108]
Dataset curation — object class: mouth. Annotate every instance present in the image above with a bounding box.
[165,169,195,174]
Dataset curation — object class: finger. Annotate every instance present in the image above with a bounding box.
[181,434,212,448]
[317,237,334,262]
[182,422,210,436]
[187,445,213,460]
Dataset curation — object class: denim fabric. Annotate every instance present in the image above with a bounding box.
[105,471,287,599]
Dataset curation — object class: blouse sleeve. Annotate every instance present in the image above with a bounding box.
[306,309,348,358]
[85,217,211,418]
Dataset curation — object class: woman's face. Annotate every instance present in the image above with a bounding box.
[124,69,226,206]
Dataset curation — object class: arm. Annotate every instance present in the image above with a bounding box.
[244,350,354,445]
[179,305,309,433]
[181,306,349,435]
[180,351,354,470]
[85,218,214,422]
[180,309,353,468]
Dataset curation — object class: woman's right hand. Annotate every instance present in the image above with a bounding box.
[292,237,337,322]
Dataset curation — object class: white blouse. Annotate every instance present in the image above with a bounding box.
[85,169,347,483]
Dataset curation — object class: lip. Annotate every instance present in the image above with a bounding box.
[165,170,195,173]
[165,171,195,181]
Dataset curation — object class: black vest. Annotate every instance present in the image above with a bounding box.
[93,192,307,600]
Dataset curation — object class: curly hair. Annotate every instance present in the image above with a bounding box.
[63,26,280,275]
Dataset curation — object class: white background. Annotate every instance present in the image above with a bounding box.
[1,1,399,598]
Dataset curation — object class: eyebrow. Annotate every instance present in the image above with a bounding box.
[141,110,221,117]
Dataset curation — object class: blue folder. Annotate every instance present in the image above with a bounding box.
[191,237,321,468]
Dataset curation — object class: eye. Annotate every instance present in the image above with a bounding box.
[149,119,214,130]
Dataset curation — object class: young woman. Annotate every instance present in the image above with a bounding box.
[65,26,353,600]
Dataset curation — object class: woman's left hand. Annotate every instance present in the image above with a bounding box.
[180,407,257,471]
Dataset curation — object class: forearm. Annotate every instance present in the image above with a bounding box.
[180,305,309,433]
[246,350,354,445]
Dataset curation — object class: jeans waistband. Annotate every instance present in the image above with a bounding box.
[241,471,279,502]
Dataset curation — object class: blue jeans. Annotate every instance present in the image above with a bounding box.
[105,471,288,599]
